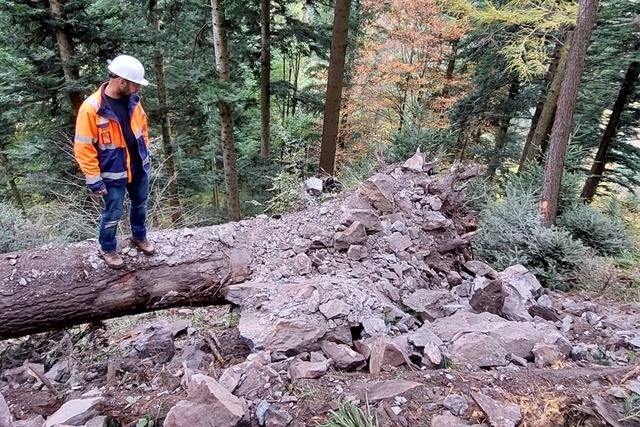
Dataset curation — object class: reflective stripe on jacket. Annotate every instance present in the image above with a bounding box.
[74,83,150,190]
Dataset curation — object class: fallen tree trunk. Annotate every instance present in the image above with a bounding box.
[0,232,252,340]
[1,156,480,341]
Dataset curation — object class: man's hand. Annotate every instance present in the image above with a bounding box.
[95,188,108,196]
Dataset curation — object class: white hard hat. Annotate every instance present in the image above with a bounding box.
[107,55,149,86]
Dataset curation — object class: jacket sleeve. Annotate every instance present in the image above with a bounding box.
[73,104,105,192]
[141,106,150,148]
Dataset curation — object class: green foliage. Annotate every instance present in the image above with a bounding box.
[0,202,25,253]
[621,392,640,422]
[557,204,630,256]
[318,400,379,427]
[473,184,590,289]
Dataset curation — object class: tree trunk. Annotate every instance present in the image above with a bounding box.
[485,78,520,181]
[48,0,83,118]
[581,61,640,202]
[519,30,574,172]
[441,40,458,99]
[152,8,183,226]
[0,150,26,216]
[260,0,271,160]
[211,0,241,221]
[319,0,352,176]
[541,0,599,226]
[0,234,251,340]
[518,36,565,172]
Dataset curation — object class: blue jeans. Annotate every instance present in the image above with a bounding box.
[99,170,149,253]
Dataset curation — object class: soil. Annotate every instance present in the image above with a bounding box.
[1,295,639,427]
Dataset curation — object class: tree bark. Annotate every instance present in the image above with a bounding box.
[581,61,640,202]
[541,0,599,226]
[319,0,352,176]
[48,0,83,118]
[211,0,241,221]
[441,40,458,99]
[260,0,271,160]
[152,8,183,226]
[0,233,252,340]
[519,30,574,172]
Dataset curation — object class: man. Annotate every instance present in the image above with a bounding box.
[74,54,155,269]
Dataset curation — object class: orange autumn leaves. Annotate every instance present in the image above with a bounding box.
[342,0,472,153]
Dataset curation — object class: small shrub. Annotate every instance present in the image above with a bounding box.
[318,400,379,427]
[557,204,630,256]
[473,186,590,289]
[0,202,25,253]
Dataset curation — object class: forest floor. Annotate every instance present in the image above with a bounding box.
[1,290,640,427]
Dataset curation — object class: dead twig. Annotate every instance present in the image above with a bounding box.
[27,366,62,399]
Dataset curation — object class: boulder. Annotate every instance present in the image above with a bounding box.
[43,397,102,427]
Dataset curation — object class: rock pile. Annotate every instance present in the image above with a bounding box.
[2,154,640,426]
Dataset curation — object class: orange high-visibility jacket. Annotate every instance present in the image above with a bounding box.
[74,83,150,192]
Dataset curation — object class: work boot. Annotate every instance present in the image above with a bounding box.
[130,237,155,255]
[99,250,125,270]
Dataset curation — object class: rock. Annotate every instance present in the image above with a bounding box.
[131,324,176,363]
[264,407,293,427]
[499,265,542,322]
[44,360,69,383]
[362,318,387,337]
[446,271,463,287]
[528,304,561,322]
[334,221,367,250]
[319,300,351,320]
[430,312,570,368]
[532,343,564,368]
[430,414,476,426]
[408,325,443,349]
[0,392,11,427]
[321,341,366,370]
[294,253,312,275]
[356,380,422,402]
[164,374,245,427]
[402,289,458,322]
[626,380,640,395]
[239,314,328,353]
[386,232,412,252]
[85,416,108,427]
[346,245,368,260]
[340,209,383,232]
[471,392,522,427]
[443,394,468,416]
[43,397,103,427]
[288,360,329,381]
[11,416,45,427]
[356,174,396,213]
[422,211,452,230]
[469,279,505,315]
[368,336,412,374]
[256,400,270,425]
[402,152,424,172]
[306,177,323,196]
[463,261,498,278]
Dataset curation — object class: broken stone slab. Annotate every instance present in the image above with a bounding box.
[334,221,368,250]
[402,289,458,322]
[130,324,176,363]
[219,352,271,393]
[85,416,108,427]
[356,174,396,214]
[408,325,444,349]
[288,360,329,381]
[429,312,570,368]
[11,415,45,427]
[43,397,103,427]
[354,380,422,402]
[264,406,293,427]
[430,414,486,426]
[367,336,414,374]
[0,392,11,427]
[386,232,412,253]
[321,340,366,370]
[362,318,387,337]
[340,209,383,232]
[402,152,425,172]
[319,300,351,320]
[499,264,543,322]
[294,253,312,275]
[346,245,368,260]
[469,279,505,315]
[444,393,468,416]
[463,260,498,278]
[532,343,565,368]
[471,392,522,427]
[422,211,453,231]
[164,374,245,427]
